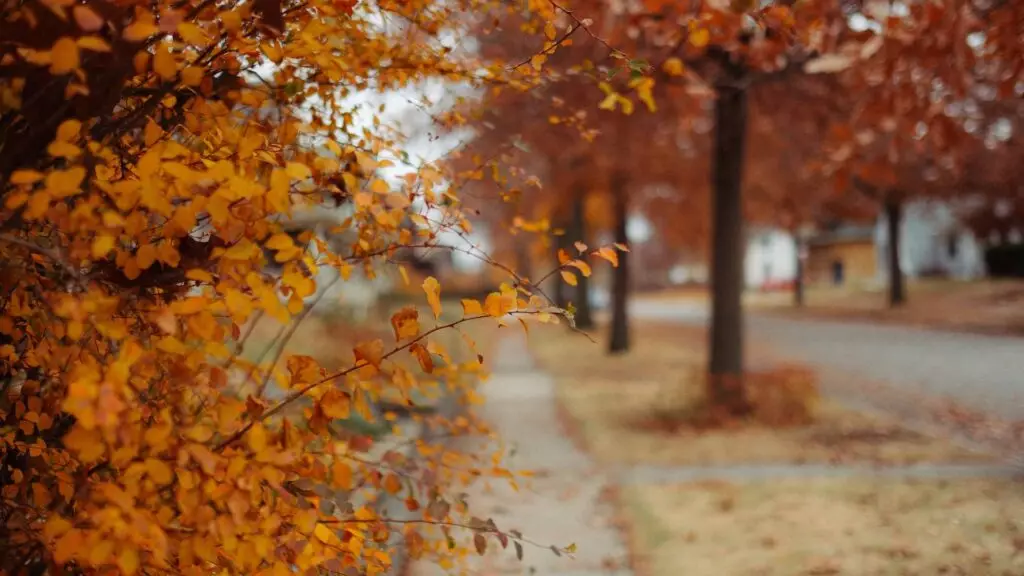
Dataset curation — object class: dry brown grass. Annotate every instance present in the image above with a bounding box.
[532,322,990,466]
[622,477,1024,576]
[745,280,1024,335]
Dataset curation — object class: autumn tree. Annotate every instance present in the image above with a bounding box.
[0,0,628,574]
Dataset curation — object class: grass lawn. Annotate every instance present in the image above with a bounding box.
[532,321,992,466]
[621,477,1024,576]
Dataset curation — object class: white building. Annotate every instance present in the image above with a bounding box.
[744,227,799,290]
[874,199,986,283]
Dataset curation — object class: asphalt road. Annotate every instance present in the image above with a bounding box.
[630,298,1024,420]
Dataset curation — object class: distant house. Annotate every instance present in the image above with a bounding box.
[874,200,986,283]
[744,227,798,290]
[805,224,877,287]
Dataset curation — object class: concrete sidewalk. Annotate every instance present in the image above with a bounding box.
[408,330,632,576]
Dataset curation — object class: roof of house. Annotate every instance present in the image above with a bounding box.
[807,224,874,246]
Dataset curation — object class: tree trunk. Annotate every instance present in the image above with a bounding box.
[569,193,594,330]
[608,179,630,354]
[552,229,568,309]
[707,84,749,414]
[885,196,906,307]
[793,234,805,307]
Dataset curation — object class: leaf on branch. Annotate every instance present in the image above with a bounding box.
[557,249,571,265]
[595,247,618,267]
[515,541,524,561]
[390,307,420,341]
[474,533,487,555]
[574,241,587,254]
[462,298,483,316]
[422,276,442,319]
[410,343,434,373]
[354,339,384,368]
[568,260,591,277]
[614,243,629,252]
[560,270,578,286]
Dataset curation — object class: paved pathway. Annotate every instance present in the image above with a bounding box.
[629,298,1024,421]
[409,331,632,576]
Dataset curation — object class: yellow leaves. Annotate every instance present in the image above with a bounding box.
[282,268,315,298]
[422,276,442,320]
[461,298,483,316]
[530,54,546,71]
[560,270,578,286]
[222,240,260,261]
[483,287,516,317]
[410,343,433,373]
[152,44,178,81]
[319,389,350,419]
[177,22,211,47]
[91,234,116,259]
[56,119,81,141]
[50,37,80,75]
[383,473,403,495]
[144,458,173,485]
[10,170,44,185]
[663,57,685,76]
[690,27,711,48]
[567,259,592,277]
[247,423,269,454]
[595,246,619,267]
[354,339,384,368]
[117,547,140,575]
[267,232,302,262]
[285,161,312,180]
[597,82,635,115]
[630,77,657,113]
[181,66,204,87]
[45,166,86,198]
[43,515,73,542]
[390,306,420,341]
[332,460,354,489]
[287,355,321,385]
[261,41,285,64]
[123,20,159,42]
[314,523,339,545]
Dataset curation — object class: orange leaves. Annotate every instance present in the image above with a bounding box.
[462,298,484,316]
[422,276,442,319]
[354,339,385,368]
[483,287,517,317]
[0,0,593,573]
[409,343,434,373]
[50,37,80,75]
[560,270,578,286]
[390,306,420,341]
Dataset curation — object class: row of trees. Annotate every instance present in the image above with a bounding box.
[456,0,1024,415]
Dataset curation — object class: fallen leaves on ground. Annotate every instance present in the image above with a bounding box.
[621,477,1024,576]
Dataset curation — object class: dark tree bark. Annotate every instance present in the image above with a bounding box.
[569,192,594,329]
[793,234,806,307]
[885,196,906,307]
[707,83,749,414]
[608,177,630,354]
[552,228,568,310]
